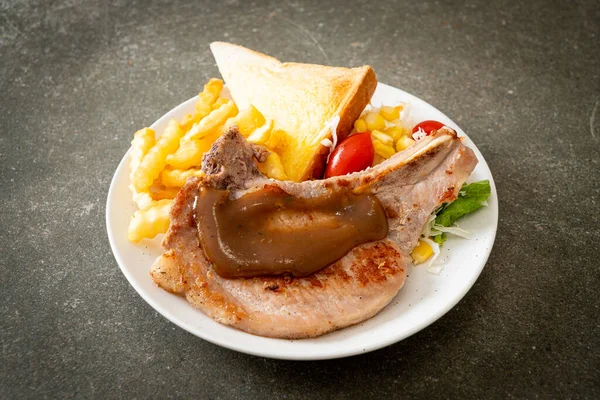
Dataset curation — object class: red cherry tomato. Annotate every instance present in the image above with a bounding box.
[324,132,374,178]
[412,120,445,135]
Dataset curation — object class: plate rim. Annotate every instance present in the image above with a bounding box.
[106,82,498,360]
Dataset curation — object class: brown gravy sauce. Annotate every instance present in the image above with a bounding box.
[193,186,388,279]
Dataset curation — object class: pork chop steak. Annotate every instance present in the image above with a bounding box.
[150,127,478,338]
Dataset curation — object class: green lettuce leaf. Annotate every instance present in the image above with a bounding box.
[435,180,491,227]
[432,233,447,245]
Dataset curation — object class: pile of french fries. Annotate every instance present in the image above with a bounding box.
[127,78,286,242]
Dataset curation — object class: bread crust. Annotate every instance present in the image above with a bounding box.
[306,66,377,179]
[211,42,378,181]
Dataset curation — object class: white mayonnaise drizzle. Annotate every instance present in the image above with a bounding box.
[320,115,340,163]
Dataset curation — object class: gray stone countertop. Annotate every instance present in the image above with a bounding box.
[1,0,599,398]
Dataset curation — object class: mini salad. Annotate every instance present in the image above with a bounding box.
[324,112,491,272]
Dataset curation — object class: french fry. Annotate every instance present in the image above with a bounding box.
[212,97,229,110]
[150,187,181,201]
[224,105,266,137]
[180,80,225,133]
[182,100,238,142]
[257,152,288,180]
[166,136,216,169]
[131,190,154,211]
[196,79,224,115]
[129,128,157,210]
[264,129,288,152]
[129,128,156,180]
[132,119,184,192]
[246,119,274,145]
[146,180,179,201]
[180,113,198,133]
[160,168,205,188]
[128,199,173,242]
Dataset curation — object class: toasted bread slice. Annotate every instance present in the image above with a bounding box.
[210,42,377,181]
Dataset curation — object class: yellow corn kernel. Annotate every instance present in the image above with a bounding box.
[364,112,386,131]
[354,118,368,133]
[395,136,416,152]
[411,240,434,264]
[385,126,406,141]
[370,130,394,147]
[379,105,403,121]
[372,139,395,159]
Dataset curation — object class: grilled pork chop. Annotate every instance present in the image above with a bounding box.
[150,127,478,338]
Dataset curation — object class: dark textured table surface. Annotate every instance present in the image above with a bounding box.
[2,0,599,398]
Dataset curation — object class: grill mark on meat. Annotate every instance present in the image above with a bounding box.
[440,186,456,202]
[151,126,478,338]
[384,205,400,219]
[350,243,399,286]
[264,282,280,292]
[307,276,324,288]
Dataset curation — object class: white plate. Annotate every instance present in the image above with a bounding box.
[106,83,498,360]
